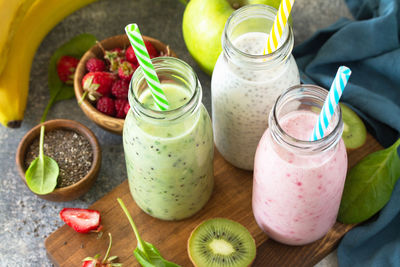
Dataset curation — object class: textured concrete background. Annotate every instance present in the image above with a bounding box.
[0,0,351,266]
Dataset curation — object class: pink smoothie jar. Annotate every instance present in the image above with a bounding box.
[252,84,348,245]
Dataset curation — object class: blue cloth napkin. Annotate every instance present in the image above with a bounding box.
[292,0,400,266]
[293,0,400,147]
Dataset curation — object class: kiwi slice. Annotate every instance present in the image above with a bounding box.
[188,218,256,267]
[340,103,367,150]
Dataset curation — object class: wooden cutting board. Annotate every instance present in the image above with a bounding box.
[45,134,382,267]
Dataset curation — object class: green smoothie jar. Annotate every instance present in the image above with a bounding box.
[123,57,214,220]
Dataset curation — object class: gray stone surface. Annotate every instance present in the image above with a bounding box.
[0,0,351,266]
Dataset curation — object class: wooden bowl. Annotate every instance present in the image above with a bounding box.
[16,119,101,202]
[74,34,177,135]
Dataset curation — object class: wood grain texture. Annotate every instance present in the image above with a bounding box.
[45,134,382,266]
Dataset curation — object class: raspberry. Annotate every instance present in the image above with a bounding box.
[124,102,131,116]
[144,41,159,58]
[85,58,106,72]
[96,96,115,116]
[56,55,79,84]
[125,46,138,65]
[82,72,116,101]
[111,79,129,99]
[115,99,128,119]
[118,61,137,81]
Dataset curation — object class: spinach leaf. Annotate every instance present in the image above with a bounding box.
[25,126,59,194]
[338,138,400,224]
[117,198,181,267]
[41,33,97,122]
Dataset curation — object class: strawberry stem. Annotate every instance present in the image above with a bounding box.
[79,91,88,105]
[117,198,146,252]
[102,233,113,264]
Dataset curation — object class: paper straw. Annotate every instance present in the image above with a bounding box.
[310,66,352,141]
[264,0,295,54]
[125,24,169,110]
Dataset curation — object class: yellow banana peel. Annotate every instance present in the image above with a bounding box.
[0,0,97,128]
[0,0,35,75]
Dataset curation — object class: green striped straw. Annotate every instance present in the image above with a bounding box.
[125,24,169,110]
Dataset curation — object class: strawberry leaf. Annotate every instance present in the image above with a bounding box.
[42,33,97,122]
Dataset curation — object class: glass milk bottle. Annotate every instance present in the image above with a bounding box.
[212,4,300,170]
[123,57,214,220]
[252,85,348,245]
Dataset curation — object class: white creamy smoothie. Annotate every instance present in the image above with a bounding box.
[212,31,300,170]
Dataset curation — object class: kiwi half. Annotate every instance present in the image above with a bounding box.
[188,218,256,267]
[340,103,367,150]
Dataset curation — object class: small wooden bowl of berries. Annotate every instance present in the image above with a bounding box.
[74,34,177,134]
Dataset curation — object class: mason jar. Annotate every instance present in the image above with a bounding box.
[252,84,348,245]
[211,4,300,170]
[123,57,214,220]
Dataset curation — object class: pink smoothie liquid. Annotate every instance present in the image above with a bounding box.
[252,111,347,245]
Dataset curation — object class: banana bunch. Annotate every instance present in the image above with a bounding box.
[0,0,97,128]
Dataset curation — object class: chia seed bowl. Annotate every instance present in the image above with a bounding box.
[16,119,101,202]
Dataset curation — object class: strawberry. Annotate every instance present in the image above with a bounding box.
[125,46,138,65]
[104,48,124,73]
[97,96,116,117]
[144,40,159,58]
[57,55,79,84]
[115,99,128,119]
[60,208,101,233]
[111,79,129,99]
[86,58,106,72]
[82,72,116,101]
[123,102,130,116]
[118,61,136,81]
[82,233,121,267]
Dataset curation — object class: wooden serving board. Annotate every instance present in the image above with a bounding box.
[45,135,382,267]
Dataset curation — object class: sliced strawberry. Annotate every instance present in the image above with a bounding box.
[60,208,101,233]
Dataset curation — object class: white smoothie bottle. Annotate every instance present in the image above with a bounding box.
[211,4,300,170]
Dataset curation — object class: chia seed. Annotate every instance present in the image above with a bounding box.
[24,129,93,188]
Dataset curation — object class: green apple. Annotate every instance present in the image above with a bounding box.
[182,0,283,76]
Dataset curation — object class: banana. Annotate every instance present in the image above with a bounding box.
[0,0,97,128]
[0,0,36,75]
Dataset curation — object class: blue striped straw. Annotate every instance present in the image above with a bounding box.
[310,66,352,141]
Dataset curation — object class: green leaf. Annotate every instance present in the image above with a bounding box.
[42,33,97,122]
[25,126,59,194]
[338,138,400,224]
[117,198,181,267]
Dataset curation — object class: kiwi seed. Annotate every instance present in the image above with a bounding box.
[188,218,256,267]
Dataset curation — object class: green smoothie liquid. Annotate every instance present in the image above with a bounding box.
[123,84,214,220]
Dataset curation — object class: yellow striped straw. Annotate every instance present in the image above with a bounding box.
[264,0,295,54]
